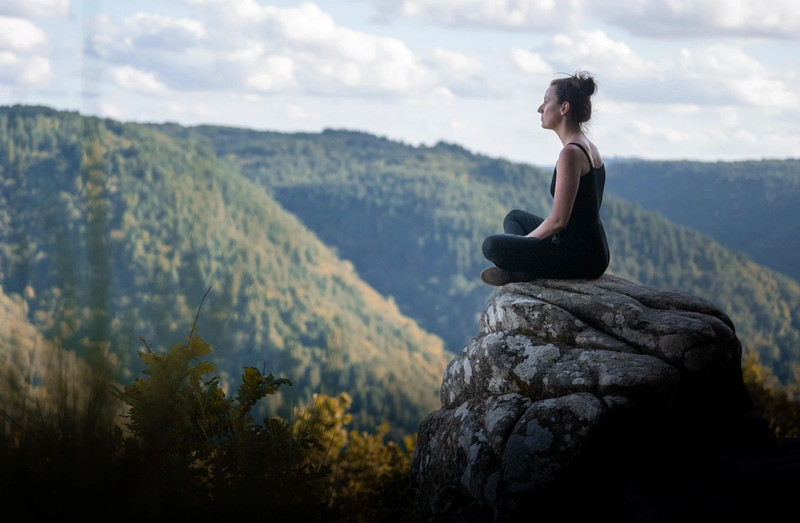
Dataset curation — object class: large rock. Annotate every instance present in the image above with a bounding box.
[411,274,778,521]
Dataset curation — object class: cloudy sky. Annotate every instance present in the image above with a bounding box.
[3,0,799,165]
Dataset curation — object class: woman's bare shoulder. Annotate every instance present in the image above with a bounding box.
[568,140,603,169]
[589,142,603,168]
[559,141,597,173]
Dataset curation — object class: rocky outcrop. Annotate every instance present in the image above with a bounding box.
[411,274,779,521]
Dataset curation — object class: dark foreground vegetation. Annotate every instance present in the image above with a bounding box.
[0,329,419,521]
[0,326,798,521]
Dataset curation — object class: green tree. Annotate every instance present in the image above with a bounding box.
[111,332,326,518]
[742,348,800,438]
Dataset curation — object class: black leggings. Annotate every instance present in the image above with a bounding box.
[482,209,608,279]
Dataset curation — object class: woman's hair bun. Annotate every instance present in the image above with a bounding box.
[575,71,597,97]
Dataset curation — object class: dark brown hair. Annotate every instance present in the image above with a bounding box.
[550,71,597,127]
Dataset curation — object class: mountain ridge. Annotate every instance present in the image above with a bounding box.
[157,121,800,382]
[605,158,800,282]
[2,103,799,415]
[0,105,451,435]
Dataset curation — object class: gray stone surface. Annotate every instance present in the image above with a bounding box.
[411,274,769,520]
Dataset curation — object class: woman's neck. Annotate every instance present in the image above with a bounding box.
[558,129,583,145]
[557,127,584,146]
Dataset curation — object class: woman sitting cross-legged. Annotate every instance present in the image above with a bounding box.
[481,70,610,286]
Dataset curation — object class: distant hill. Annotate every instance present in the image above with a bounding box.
[161,124,800,383]
[2,101,798,431]
[605,159,800,283]
[0,106,450,435]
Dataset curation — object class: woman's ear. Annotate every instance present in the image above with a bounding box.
[560,101,570,116]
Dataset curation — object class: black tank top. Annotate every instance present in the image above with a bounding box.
[543,142,610,277]
[549,142,606,233]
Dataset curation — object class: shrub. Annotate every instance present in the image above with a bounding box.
[742,348,800,438]
[1,331,419,520]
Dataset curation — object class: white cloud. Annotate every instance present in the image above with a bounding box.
[86,12,207,63]
[265,2,338,42]
[19,55,52,84]
[121,13,207,49]
[668,104,700,116]
[510,48,553,75]
[675,46,799,108]
[425,47,489,95]
[548,30,655,78]
[430,48,482,76]
[0,16,48,50]
[0,51,17,67]
[285,103,311,120]
[593,0,800,39]
[529,30,798,110]
[717,107,740,127]
[0,52,21,86]
[368,0,572,30]
[0,27,52,88]
[245,55,297,91]
[0,52,52,86]
[0,0,70,19]
[632,119,691,142]
[364,37,424,91]
[406,85,456,107]
[110,65,169,94]
[183,0,230,5]
[596,97,800,160]
[367,0,800,39]
[88,2,479,99]
[4,0,797,163]
[449,116,490,144]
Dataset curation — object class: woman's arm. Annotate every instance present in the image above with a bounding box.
[526,145,584,239]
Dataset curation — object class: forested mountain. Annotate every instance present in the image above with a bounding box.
[158,124,800,383]
[0,106,450,435]
[2,103,799,449]
[605,159,800,283]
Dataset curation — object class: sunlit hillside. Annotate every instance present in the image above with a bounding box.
[160,124,800,383]
[0,106,451,436]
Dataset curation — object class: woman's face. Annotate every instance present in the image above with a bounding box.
[537,85,563,130]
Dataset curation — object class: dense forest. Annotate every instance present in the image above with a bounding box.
[1,104,799,447]
[605,158,800,283]
[158,123,800,383]
[0,106,450,436]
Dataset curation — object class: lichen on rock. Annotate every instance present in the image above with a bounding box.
[411,274,764,520]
